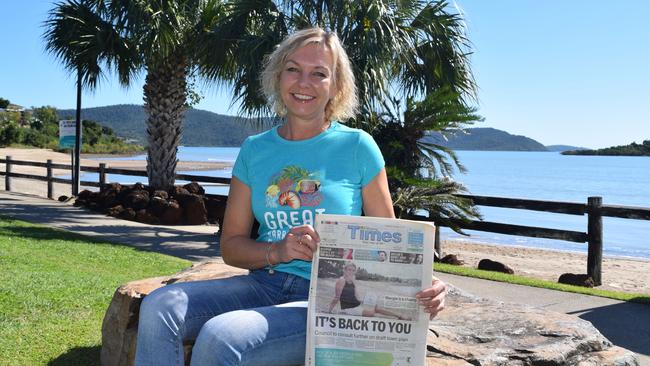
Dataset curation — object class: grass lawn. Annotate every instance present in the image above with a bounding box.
[0,216,190,366]
[435,262,650,304]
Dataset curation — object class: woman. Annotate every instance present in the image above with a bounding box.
[327,262,411,320]
[134,27,446,366]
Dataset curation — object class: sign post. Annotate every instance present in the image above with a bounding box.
[59,119,82,195]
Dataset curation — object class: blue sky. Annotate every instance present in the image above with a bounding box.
[1,1,649,149]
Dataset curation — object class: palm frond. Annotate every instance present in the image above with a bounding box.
[392,178,481,234]
[43,0,140,88]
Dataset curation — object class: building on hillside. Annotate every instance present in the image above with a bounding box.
[1,104,32,126]
[5,104,25,113]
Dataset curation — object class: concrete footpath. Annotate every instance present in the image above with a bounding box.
[1,191,648,364]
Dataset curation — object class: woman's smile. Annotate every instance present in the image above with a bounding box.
[291,93,316,102]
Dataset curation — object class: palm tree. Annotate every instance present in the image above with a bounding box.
[44,0,223,190]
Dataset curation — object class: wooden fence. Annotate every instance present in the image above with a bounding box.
[3,156,650,286]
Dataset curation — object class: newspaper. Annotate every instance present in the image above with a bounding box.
[306,214,435,366]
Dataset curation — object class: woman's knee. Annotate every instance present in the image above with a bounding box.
[139,285,189,331]
[191,311,267,366]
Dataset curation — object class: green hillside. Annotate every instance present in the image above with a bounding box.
[58,105,267,147]
[425,127,548,151]
[0,104,142,154]
[562,141,650,156]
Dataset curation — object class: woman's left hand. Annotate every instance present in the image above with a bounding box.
[416,276,446,320]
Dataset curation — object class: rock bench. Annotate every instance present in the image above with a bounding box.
[101,261,639,366]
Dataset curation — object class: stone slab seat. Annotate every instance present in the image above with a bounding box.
[100,261,639,366]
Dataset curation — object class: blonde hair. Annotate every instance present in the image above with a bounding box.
[261,27,358,122]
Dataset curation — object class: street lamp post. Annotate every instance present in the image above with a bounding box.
[73,67,82,196]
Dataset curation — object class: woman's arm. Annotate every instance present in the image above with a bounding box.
[362,168,447,319]
[361,168,395,218]
[328,278,345,313]
[220,177,319,269]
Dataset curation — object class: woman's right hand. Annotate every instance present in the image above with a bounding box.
[273,225,320,263]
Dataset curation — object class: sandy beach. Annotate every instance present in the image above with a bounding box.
[441,240,650,295]
[2,147,649,296]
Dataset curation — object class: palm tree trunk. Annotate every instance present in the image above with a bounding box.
[143,55,187,191]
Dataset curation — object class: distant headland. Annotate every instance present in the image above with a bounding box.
[425,128,587,152]
[562,141,650,156]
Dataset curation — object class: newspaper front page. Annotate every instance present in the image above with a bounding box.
[306,214,435,366]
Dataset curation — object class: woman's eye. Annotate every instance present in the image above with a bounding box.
[313,71,327,78]
[286,67,298,72]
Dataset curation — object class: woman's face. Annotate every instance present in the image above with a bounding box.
[343,265,356,280]
[279,43,336,124]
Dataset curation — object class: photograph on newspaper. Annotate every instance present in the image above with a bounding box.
[306,214,435,366]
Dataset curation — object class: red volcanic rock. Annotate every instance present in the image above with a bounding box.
[107,205,125,218]
[176,193,207,225]
[183,182,205,195]
[135,209,160,225]
[119,207,137,221]
[152,190,169,200]
[74,183,215,226]
[558,273,595,288]
[99,183,122,209]
[440,254,464,266]
[124,189,150,210]
[478,258,515,274]
[160,200,183,225]
[171,186,190,197]
[205,196,227,227]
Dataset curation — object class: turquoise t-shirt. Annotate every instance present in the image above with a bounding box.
[232,121,385,279]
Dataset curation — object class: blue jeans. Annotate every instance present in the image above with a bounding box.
[134,270,310,366]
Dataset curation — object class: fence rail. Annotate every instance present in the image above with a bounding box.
[3,156,650,286]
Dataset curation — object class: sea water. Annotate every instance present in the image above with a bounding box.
[85,147,650,259]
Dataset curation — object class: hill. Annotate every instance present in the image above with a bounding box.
[58,105,266,147]
[562,140,650,156]
[424,128,548,151]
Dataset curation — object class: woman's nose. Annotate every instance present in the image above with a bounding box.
[298,72,310,86]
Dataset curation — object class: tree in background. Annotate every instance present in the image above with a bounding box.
[0,98,10,109]
[44,0,224,190]
[0,122,24,145]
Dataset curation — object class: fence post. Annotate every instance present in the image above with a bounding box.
[47,159,53,199]
[5,156,11,191]
[99,163,106,191]
[429,211,442,259]
[434,228,441,260]
[587,196,603,286]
